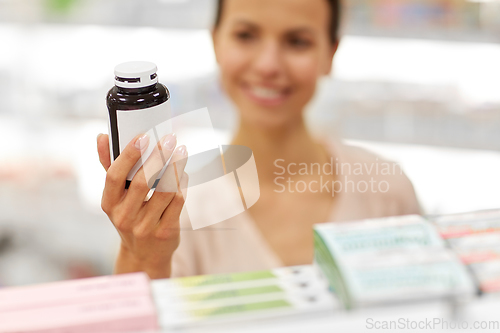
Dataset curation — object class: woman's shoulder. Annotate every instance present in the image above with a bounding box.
[325,138,422,216]
[327,139,385,164]
[325,138,401,176]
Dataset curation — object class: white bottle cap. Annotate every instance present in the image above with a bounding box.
[114,61,158,89]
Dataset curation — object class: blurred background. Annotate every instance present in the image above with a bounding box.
[0,0,499,287]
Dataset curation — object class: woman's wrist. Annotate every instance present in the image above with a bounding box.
[114,244,172,279]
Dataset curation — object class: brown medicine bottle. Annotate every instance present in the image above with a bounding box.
[106,61,171,189]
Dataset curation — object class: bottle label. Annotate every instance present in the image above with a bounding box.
[111,101,172,182]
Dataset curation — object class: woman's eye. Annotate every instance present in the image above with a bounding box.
[235,31,255,42]
[288,37,312,49]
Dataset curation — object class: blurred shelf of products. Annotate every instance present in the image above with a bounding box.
[345,0,500,42]
[0,0,499,287]
[0,0,498,148]
[0,0,499,40]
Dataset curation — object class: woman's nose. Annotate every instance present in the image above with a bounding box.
[252,40,283,78]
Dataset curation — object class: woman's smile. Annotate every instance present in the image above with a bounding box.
[240,82,292,108]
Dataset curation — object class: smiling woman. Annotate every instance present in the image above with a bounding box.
[212,0,339,128]
[97,0,421,278]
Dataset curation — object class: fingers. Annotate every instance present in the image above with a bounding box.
[143,191,176,224]
[138,145,187,225]
[97,134,111,171]
[157,190,185,233]
[179,172,189,201]
[143,171,189,223]
[142,146,189,226]
[155,146,188,193]
[102,133,150,211]
[123,133,177,214]
[154,150,189,234]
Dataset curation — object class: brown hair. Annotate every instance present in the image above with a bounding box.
[213,0,341,44]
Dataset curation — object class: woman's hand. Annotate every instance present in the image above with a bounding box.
[97,133,188,279]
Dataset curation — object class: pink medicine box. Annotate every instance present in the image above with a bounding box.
[0,273,159,333]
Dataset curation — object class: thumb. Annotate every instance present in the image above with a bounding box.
[97,133,111,171]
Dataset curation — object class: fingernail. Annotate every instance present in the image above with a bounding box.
[96,133,103,143]
[135,134,150,150]
[176,145,188,156]
[162,133,177,150]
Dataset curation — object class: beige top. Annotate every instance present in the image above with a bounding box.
[171,140,421,277]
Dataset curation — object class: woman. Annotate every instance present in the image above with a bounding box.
[97,0,420,279]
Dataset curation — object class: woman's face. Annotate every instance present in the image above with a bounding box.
[213,0,337,129]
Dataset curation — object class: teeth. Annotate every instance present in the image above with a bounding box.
[251,86,282,99]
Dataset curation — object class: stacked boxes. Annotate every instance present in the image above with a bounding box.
[432,209,500,294]
[0,273,158,333]
[314,215,476,309]
[151,266,338,329]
